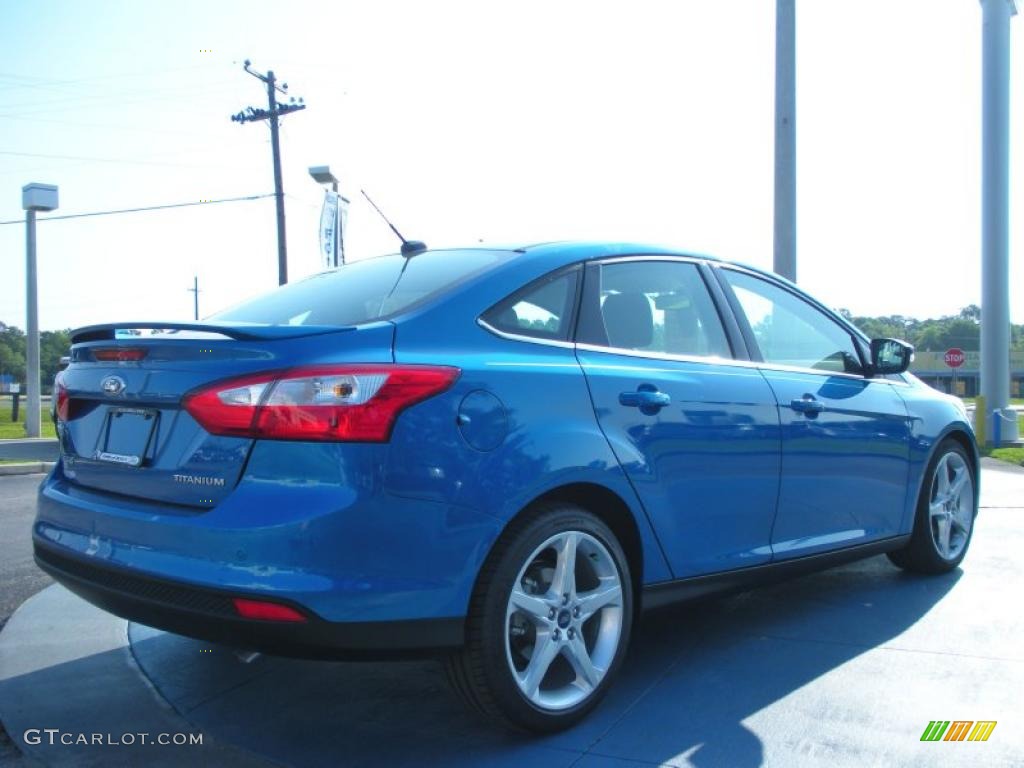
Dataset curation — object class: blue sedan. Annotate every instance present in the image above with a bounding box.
[35,242,978,732]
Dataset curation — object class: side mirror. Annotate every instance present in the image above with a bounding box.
[870,338,914,375]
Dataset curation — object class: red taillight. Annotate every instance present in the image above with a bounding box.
[183,365,460,443]
[92,347,148,362]
[232,597,308,623]
[56,376,71,422]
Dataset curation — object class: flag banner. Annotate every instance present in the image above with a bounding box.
[338,196,349,265]
[319,191,339,269]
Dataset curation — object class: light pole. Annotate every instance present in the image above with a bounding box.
[309,166,349,268]
[21,183,58,439]
[979,0,1018,443]
[773,0,797,283]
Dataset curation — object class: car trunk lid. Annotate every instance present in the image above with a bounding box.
[57,322,394,509]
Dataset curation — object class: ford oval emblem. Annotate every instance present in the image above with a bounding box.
[101,375,126,396]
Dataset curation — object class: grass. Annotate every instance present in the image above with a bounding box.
[982,446,1024,466]
[0,405,56,439]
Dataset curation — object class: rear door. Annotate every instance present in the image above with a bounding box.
[716,266,911,558]
[575,258,781,578]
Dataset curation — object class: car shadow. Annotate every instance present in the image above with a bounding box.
[120,554,960,767]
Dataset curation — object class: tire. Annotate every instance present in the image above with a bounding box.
[887,439,976,574]
[445,503,633,732]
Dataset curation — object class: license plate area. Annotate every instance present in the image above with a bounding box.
[93,407,159,467]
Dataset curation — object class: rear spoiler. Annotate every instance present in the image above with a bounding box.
[71,322,353,344]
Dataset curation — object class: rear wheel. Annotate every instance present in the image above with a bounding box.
[445,504,632,732]
[888,439,976,574]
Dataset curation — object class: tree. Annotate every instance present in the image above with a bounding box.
[0,323,72,393]
[0,325,26,384]
[40,330,71,387]
[959,304,981,323]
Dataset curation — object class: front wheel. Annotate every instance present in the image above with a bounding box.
[445,504,633,732]
[888,439,976,574]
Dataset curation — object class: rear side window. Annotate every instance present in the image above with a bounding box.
[481,268,580,341]
[578,260,731,358]
[211,250,508,327]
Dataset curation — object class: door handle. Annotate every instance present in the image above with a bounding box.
[619,386,671,414]
[790,395,825,414]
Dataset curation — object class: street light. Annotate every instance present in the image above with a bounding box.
[21,182,58,439]
[308,165,349,268]
[308,165,338,191]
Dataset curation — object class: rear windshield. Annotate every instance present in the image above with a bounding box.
[210,249,508,326]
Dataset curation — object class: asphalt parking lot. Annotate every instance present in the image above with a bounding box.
[1,461,1022,767]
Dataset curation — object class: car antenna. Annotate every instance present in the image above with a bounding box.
[360,190,427,257]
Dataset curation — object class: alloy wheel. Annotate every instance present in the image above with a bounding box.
[928,451,974,560]
[504,531,624,711]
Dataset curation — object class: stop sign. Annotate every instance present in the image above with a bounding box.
[944,348,965,368]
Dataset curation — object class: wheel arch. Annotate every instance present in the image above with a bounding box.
[476,481,647,621]
[530,482,643,607]
[941,427,981,506]
[911,426,981,520]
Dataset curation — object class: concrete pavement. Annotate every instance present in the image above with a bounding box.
[1,461,1022,767]
[0,475,51,630]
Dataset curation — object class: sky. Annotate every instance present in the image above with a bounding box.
[0,0,1021,331]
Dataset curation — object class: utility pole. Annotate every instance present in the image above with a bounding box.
[231,60,306,286]
[188,276,200,320]
[773,0,797,283]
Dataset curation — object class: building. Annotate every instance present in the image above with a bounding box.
[912,350,1024,397]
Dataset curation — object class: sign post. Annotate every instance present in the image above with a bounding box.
[944,347,965,396]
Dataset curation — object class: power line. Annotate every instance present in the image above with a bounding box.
[0,193,274,226]
[0,113,223,139]
[0,81,241,119]
[0,63,222,92]
[0,149,249,171]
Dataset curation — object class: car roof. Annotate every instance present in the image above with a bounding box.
[415,240,800,284]
[420,240,720,264]
[417,240,834,324]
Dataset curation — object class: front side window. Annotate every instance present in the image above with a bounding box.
[578,260,731,359]
[722,269,863,374]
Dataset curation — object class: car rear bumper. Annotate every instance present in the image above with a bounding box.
[36,455,503,624]
[34,540,464,660]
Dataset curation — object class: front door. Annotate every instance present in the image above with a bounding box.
[717,266,912,559]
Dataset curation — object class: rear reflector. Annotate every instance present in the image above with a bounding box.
[183,364,460,442]
[232,598,308,623]
[92,347,148,362]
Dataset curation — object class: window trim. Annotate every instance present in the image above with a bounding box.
[711,263,876,380]
[473,255,909,387]
[574,255,741,362]
[477,264,582,346]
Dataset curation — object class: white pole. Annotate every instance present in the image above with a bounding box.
[332,180,340,268]
[774,0,797,282]
[979,0,1018,443]
[25,209,41,438]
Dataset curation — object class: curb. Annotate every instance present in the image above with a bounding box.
[0,462,54,477]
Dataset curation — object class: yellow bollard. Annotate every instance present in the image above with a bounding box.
[975,395,987,445]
